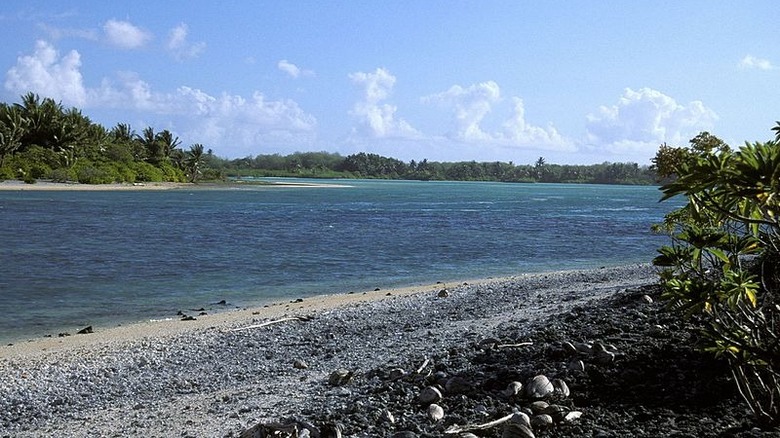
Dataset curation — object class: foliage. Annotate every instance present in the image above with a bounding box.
[0,94,215,184]
[653,129,780,427]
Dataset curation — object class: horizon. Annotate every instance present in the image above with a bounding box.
[1,2,777,166]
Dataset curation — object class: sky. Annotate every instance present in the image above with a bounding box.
[1,1,778,165]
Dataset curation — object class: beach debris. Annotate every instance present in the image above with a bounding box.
[328,368,354,386]
[525,375,554,399]
[500,381,523,398]
[180,315,197,321]
[293,359,308,369]
[77,325,93,334]
[444,413,515,434]
[418,386,443,404]
[388,367,407,380]
[414,357,431,375]
[232,316,312,332]
[58,332,70,337]
[438,288,449,298]
[427,403,445,421]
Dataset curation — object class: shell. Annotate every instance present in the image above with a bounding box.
[427,403,445,421]
[530,414,554,429]
[500,381,523,398]
[525,375,554,399]
[552,378,570,398]
[418,386,443,404]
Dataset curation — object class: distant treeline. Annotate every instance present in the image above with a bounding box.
[214,152,659,185]
[0,93,657,185]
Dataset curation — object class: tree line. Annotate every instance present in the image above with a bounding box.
[0,94,657,185]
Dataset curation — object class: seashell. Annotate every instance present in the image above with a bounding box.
[445,376,471,394]
[328,369,353,386]
[530,414,554,429]
[500,381,523,398]
[525,375,554,399]
[642,294,654,304]
[541,404,567,422]
[427,403,445,421]
[561,341,578,354]
[572,341,592,354]
[563,410,583,422]
[502,421,535,438]
[552,378,570,398]
[529,400,549,414]
[568,359,585,372]
[418,386,443,404]
[388,368,406,380]
[379,409,395,424]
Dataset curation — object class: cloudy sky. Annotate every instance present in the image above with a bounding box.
[1,1,777,164]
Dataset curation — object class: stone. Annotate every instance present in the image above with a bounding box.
[500,381,523,398]
[502,421,535,438]
[563,410,583,423]
[438,289,450,298]
[525,375,554,399]
[293,359,308,369]
[328,369,353,386]
[427,403,445,421]
[530,414,554,429]
[418,386,443,404]
[552,378,570,397]
[445,376,471,394]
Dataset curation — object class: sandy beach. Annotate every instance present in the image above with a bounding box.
[0,264,673,437]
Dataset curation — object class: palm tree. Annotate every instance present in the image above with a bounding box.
[0,103,28,167]
[186,143,204,182]
[156,129,181,159]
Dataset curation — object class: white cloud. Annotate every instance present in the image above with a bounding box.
[348,67,419,138]
[277,60,314,78]
[585,87,718,156]
[423,81,572,152]
[103,19,151,49]
[5,40,317,157]
[738,55,773,71]
[4,40,87,106]
[167,23,205,61]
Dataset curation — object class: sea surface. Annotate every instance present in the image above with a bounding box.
[0,179,680,343]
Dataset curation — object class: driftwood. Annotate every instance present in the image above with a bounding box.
[415,357,431,375]
[232,316,311,332]
[495,341,534,349]
[444,413,515,434]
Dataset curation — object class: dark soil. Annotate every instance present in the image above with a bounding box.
[265,285,780,437]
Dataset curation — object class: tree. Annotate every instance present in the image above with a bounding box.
[653,129,780,427]
[186,143,204,182]
[0,103,28,167]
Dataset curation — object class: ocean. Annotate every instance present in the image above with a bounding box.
[0,179,678,343]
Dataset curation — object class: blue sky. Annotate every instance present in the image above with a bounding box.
[1,1,778,165]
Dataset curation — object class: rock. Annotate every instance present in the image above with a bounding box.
[642,294,654,304]
[562,341,578,354]
[320,422,343,438]
[502,421,535,438]
[390,432,416,438]
[572,341,593,354]
[552,378,570,397]
[328,369,353,386]
[293,359,308,369]
[438,288,450,298]
[530,414,554,429]
[541,404,567,422]
[427,403,445,421]
[181,315,197,321]
[563,410,583,423]
[500,381,523,398]
[459,434,479,438]
[445,376,471,394]
[509,411,531,428]
[77,326,93,334]
[418,386,443,404]
[525,375,554,399]
[388,368,406,380]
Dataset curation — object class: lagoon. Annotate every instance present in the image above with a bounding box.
[0,179,676,343]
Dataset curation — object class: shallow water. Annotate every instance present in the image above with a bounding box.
[0,179,677,343]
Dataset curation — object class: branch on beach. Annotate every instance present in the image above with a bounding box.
[496,341,534,349]
[444,413,515,434]
[232,316,311,332]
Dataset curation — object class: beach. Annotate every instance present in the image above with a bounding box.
[0,263,726,437]
[0,179,348,191]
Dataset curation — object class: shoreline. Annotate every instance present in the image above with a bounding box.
[0,179,349,191]
[0,264,660,437]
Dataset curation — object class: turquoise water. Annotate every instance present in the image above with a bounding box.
[0,179,676,343]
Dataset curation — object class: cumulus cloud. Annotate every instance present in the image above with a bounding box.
[103,19,151,49]
[738,55,774,70]
[585,87,717,155]
[167,23,205,61]
[348,67,419,138]
[5,40,87,106]
[423,81,572,151]
[277,60,314,78]
[5,40,317,157]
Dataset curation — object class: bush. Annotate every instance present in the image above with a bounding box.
[49,168,74,183]
[653,129,780,427]
[72,161,120,184]
[132,161,164,182]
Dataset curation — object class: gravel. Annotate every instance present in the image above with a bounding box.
[2,264,777,437]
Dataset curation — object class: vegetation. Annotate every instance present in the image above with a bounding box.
[653,129,780,427]
[0,93,658,185]
[0,93,215,184]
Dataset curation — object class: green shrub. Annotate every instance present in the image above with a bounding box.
[653,129,780,427]
[132,161,164,182]
[49,167,74,183]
